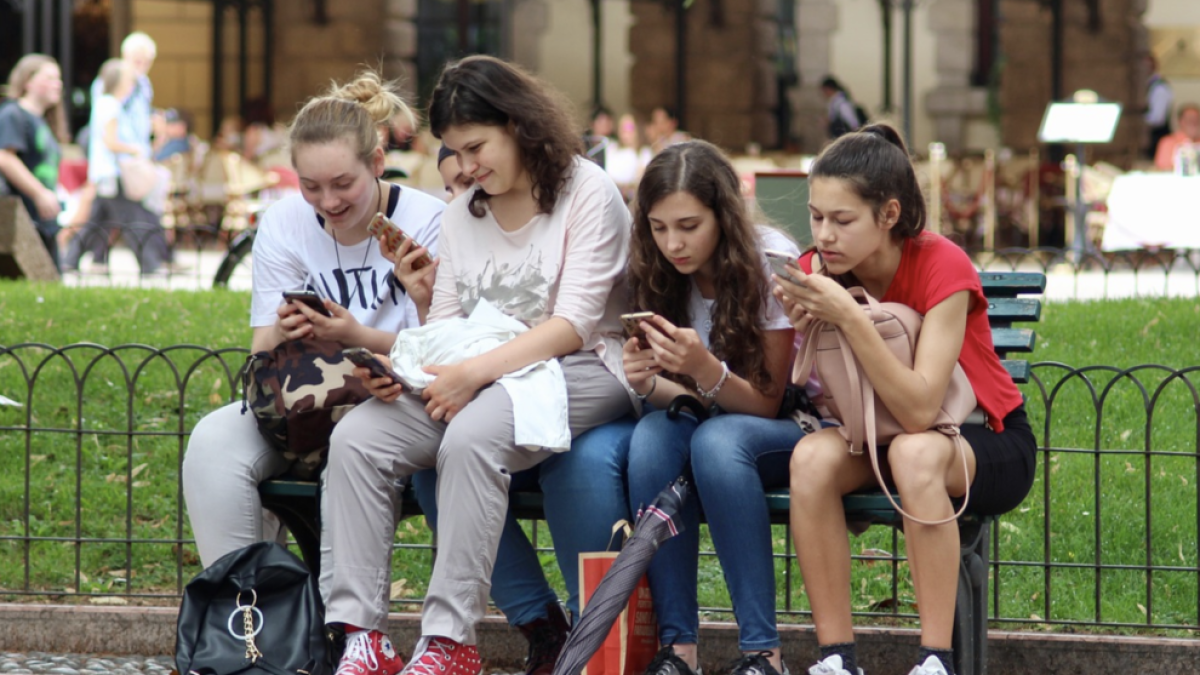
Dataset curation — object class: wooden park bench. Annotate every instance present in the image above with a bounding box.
[260,270,1046,675]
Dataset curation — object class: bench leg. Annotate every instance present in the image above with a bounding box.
[952,520,991,675]
[261,490,323,576]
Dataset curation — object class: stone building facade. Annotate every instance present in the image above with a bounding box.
[628,0,786,150]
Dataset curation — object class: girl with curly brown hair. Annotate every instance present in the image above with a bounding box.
[321,55,635,675]
[621,140,813,675]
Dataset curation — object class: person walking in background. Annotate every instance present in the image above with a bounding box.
[617,140,811,675]
[0,54,66,270]
[776,124,1036,675]
[820,76,863,140]
[63,58,171,274]
[1144,54,1174,161]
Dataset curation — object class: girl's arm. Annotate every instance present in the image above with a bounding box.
[103,117,142,157]
[420,316,582,422]
[775,269,968,431]
[639,323,793,417]
[838,290,968,431]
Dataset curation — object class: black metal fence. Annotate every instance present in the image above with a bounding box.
[2,343,1198,632]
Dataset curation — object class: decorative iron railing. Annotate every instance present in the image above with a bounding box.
[1,344,1198,631]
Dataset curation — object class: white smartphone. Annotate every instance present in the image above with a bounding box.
[764,249,806,287]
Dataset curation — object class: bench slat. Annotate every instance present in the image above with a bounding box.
[978,271,1047,297]
[991,327,1036,354]
[986,298,1041,326]
[1002,359,1031,383]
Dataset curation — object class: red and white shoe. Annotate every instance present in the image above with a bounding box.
[336,630,406,675]
[401,636,482,675]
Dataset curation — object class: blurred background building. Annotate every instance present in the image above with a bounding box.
[2,0,1198,159]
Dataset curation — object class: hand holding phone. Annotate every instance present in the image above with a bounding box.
[368,212,434,270]
[620,311,656,349]
[764,249,807,288]
[342,347,404,387]
[282,290,333,317]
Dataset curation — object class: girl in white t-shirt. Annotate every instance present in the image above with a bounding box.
[323,55,634,675]
[181,72,444,648]
[619,140,811,675]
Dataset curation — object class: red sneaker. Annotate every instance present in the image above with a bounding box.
[401,636,482,675]
[336,630,406,675]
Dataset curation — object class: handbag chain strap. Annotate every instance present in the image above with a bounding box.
[236,590,264,662]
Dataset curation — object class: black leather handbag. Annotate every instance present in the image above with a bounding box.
[175,542,331,675]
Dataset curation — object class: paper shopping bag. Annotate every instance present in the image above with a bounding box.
[579,551,658,675]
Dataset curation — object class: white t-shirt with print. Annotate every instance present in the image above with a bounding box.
[687,226,798,347]
[249,184,444,331]
[428,156,632,380]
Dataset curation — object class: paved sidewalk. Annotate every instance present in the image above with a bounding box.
[0,652,173,675]
[60,246,251,292]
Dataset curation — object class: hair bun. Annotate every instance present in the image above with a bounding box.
[329,70,416,131]
[859,123,909,155]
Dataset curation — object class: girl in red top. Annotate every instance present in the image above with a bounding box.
[773,124,1036,675]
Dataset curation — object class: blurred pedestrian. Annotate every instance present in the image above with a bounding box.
[1144,54,1174,161]
[820,76,864,140]
[649,106,690,154]
[0,54,67,270]
[1154,103,1200,172]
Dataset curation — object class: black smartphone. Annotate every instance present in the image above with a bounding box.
[282,290,333,317]
[342,347,404,386]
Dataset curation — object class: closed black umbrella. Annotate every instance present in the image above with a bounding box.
[551,477,689,675]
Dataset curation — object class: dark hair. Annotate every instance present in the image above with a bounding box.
[428,55,582,218]
[591,105,613,121]
[820,76,842,91]
[809,122,927,244]
[629,140,776,395]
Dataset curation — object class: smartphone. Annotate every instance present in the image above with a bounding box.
[342,347,404,386]
[619,311,656,349]
[764,249,806,287]
[368,212,434,270]
[282,290,333,317]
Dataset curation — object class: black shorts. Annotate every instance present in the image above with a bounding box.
[874,404,1037,517]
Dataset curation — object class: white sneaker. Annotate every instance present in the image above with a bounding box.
[807,655,863,675]
[906,656,949,675]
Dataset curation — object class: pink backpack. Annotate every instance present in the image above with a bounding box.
[793,287,977,525]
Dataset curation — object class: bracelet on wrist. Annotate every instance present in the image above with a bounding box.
[697,361,729,401]
[636,374,657,401]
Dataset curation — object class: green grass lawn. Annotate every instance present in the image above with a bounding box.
[1,281,1198,634]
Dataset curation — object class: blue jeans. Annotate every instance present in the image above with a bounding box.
[413,416,636,625]
[626,410,805,651]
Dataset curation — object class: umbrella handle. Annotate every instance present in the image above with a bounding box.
[665,394,711,421]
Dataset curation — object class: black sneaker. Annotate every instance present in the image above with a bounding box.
[517,601,571,675]
[724,652,789,675]
[644,645,702,675]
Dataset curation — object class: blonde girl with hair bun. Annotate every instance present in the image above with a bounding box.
[182,71,446,650]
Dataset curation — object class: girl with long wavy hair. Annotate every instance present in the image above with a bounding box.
[622,140,812,675]
[322,55,635,675]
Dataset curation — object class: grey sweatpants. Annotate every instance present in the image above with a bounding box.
[182,402,291,566]
[321,351,631,644]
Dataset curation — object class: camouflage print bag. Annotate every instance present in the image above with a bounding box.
[241,339,371,479]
